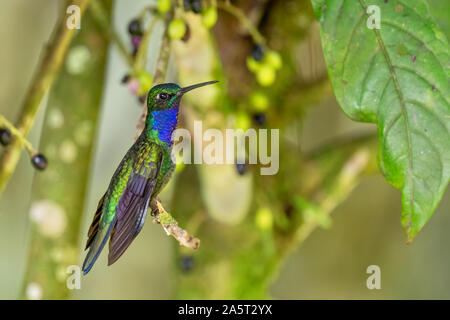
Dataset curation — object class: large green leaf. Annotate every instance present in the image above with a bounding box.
[311,0,450,240]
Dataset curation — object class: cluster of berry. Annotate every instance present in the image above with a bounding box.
[234,45,282,175]
[247,45,282,87]
[121,1,220,105]
[0,128,47,171]
[162,0,218,41]
[121,18,153,104]
[248,47,282,126]
[128,19,143,58]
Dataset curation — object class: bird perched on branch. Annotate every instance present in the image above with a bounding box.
[82,81,217,274]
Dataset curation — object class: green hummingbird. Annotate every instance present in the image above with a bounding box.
[82,81,217,274]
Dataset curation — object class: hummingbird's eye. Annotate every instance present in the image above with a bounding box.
[158,93,169,100]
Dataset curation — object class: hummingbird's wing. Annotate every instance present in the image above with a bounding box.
[82,143,162,274]
[107,165,159,265]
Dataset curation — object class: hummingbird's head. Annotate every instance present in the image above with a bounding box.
[147,81,218,111]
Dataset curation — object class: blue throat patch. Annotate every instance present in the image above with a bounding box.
[150,107,179,146]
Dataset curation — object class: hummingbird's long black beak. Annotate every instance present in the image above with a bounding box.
[177,81,218,96]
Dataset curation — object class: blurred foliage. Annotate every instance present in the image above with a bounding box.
[21,1,111,299]
[0,0,448,300]
[311,0,450,240]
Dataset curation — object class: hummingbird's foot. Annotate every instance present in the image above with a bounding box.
[149,197,162,217]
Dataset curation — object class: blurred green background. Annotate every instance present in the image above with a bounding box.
[0,0,449,299]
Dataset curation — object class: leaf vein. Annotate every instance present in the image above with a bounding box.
[341,14,366,80]
[406,99,450,136]
[359,0,415,235]
[393,65,450,107]
[381,20,446,74]
[358,53,379,107]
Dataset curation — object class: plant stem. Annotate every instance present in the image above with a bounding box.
[135,9,174,138]
[133,16,159,74]
[153,11,174,84]
[151,199,200,249]
[89,0,133,67]
[0,0,90,195]
[0,114,36,155]
[279,134,379,258]
[217,1,266,45]
[21,1,111,299]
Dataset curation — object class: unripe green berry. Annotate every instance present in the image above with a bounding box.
[255,207,273,231]
[202,7,218,29]
[265,50,282,70]
[169,19,187,40]
[256,65,276,86]
[157,0,171,13]
[250,92,269,111]
[138,72,153,95]
[235,111,251,131]
[246,56,262,73]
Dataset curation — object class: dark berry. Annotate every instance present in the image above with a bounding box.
[190,0,202,14]
[235,162,247,176]
[284,204,294,218]
[31,153,48,171]
[253,112,266,126]
[131,35,142,49]
[251,44,265,61]
[0,128,12,146]
[181,23,191,42]
[183,0,192,11]
[121,74,130,84]
[128,19,142,36]
[180,256,194,272]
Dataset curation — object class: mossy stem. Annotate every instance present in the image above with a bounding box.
[0,0,90,195]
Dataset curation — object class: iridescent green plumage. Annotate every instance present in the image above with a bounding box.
[82,81,217,274]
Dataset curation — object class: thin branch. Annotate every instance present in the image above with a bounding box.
[294,148,374,244]
[89,0,133,67]
[133,17,159,74]
[217,1,266,45]
[0,114,36,156]
[278,133,379,258]
[135,9,174,138]
[152,12,173,84]
[0,0,90,195]
[151,199,200,250]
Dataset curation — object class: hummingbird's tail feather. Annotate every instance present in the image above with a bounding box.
[82,220,115,275]
[85,193,105,250]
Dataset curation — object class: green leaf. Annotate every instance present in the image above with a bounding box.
[311,0,450,240]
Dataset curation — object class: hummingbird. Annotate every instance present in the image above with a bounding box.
[82,81,217,275]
